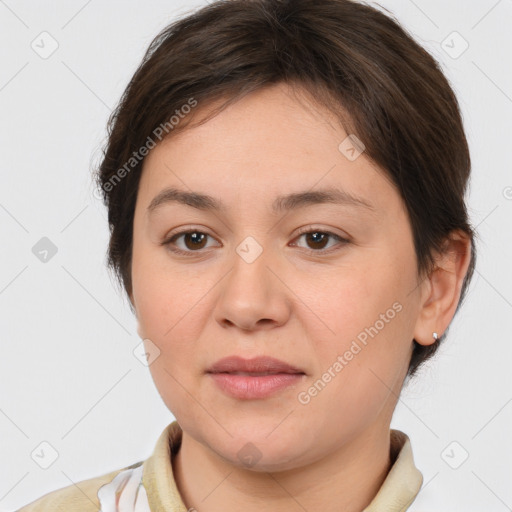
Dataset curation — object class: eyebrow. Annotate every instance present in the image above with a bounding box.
[146,186,376,215]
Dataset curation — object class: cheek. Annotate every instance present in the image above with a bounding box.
[136,276,208,420]
[295,257,414,403]
[296,259,404,342]
[136,279,205,366]
[294,298,411,438]
[133,246,205,341]
[133,260,213,371]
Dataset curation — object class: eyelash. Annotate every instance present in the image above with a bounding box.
[161,226,350,257]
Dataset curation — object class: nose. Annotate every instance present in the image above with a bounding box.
[213,245,291,332]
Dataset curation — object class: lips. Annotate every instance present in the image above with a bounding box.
[206,355,305,375]
[206,356,306,400]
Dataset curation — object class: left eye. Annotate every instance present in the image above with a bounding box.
[291,230,349,252]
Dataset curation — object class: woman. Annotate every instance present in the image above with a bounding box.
[18,0,475,510]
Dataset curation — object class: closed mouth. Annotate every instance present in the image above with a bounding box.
[213,371,304,376]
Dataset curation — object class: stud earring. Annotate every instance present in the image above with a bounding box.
[432,332,439,341]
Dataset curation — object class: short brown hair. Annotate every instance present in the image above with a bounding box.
[94,0,476,378]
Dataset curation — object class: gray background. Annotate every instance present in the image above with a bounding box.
[1,1,511,510]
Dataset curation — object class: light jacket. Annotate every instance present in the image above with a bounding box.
[17,421,423,511]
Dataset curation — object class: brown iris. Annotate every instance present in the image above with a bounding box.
[303,232,329,250]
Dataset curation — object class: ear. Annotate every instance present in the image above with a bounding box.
[413,230,472,346]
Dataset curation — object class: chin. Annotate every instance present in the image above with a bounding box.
[219,444,306,473]
[211,430,307,471]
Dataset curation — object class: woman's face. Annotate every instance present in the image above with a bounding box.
[130,83,427,471]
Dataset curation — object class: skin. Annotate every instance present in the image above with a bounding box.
[129,82,471,512]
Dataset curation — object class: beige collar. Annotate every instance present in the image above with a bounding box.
[143,421,423,511]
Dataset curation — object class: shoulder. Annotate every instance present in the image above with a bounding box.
[16,461,144,512]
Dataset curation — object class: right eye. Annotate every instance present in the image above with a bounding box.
[161,229,220,255]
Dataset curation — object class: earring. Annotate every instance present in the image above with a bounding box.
[432,332,439,341]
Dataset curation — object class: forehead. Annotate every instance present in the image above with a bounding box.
[136,83,399,217]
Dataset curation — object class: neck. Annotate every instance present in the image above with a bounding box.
[171,424,392,512]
